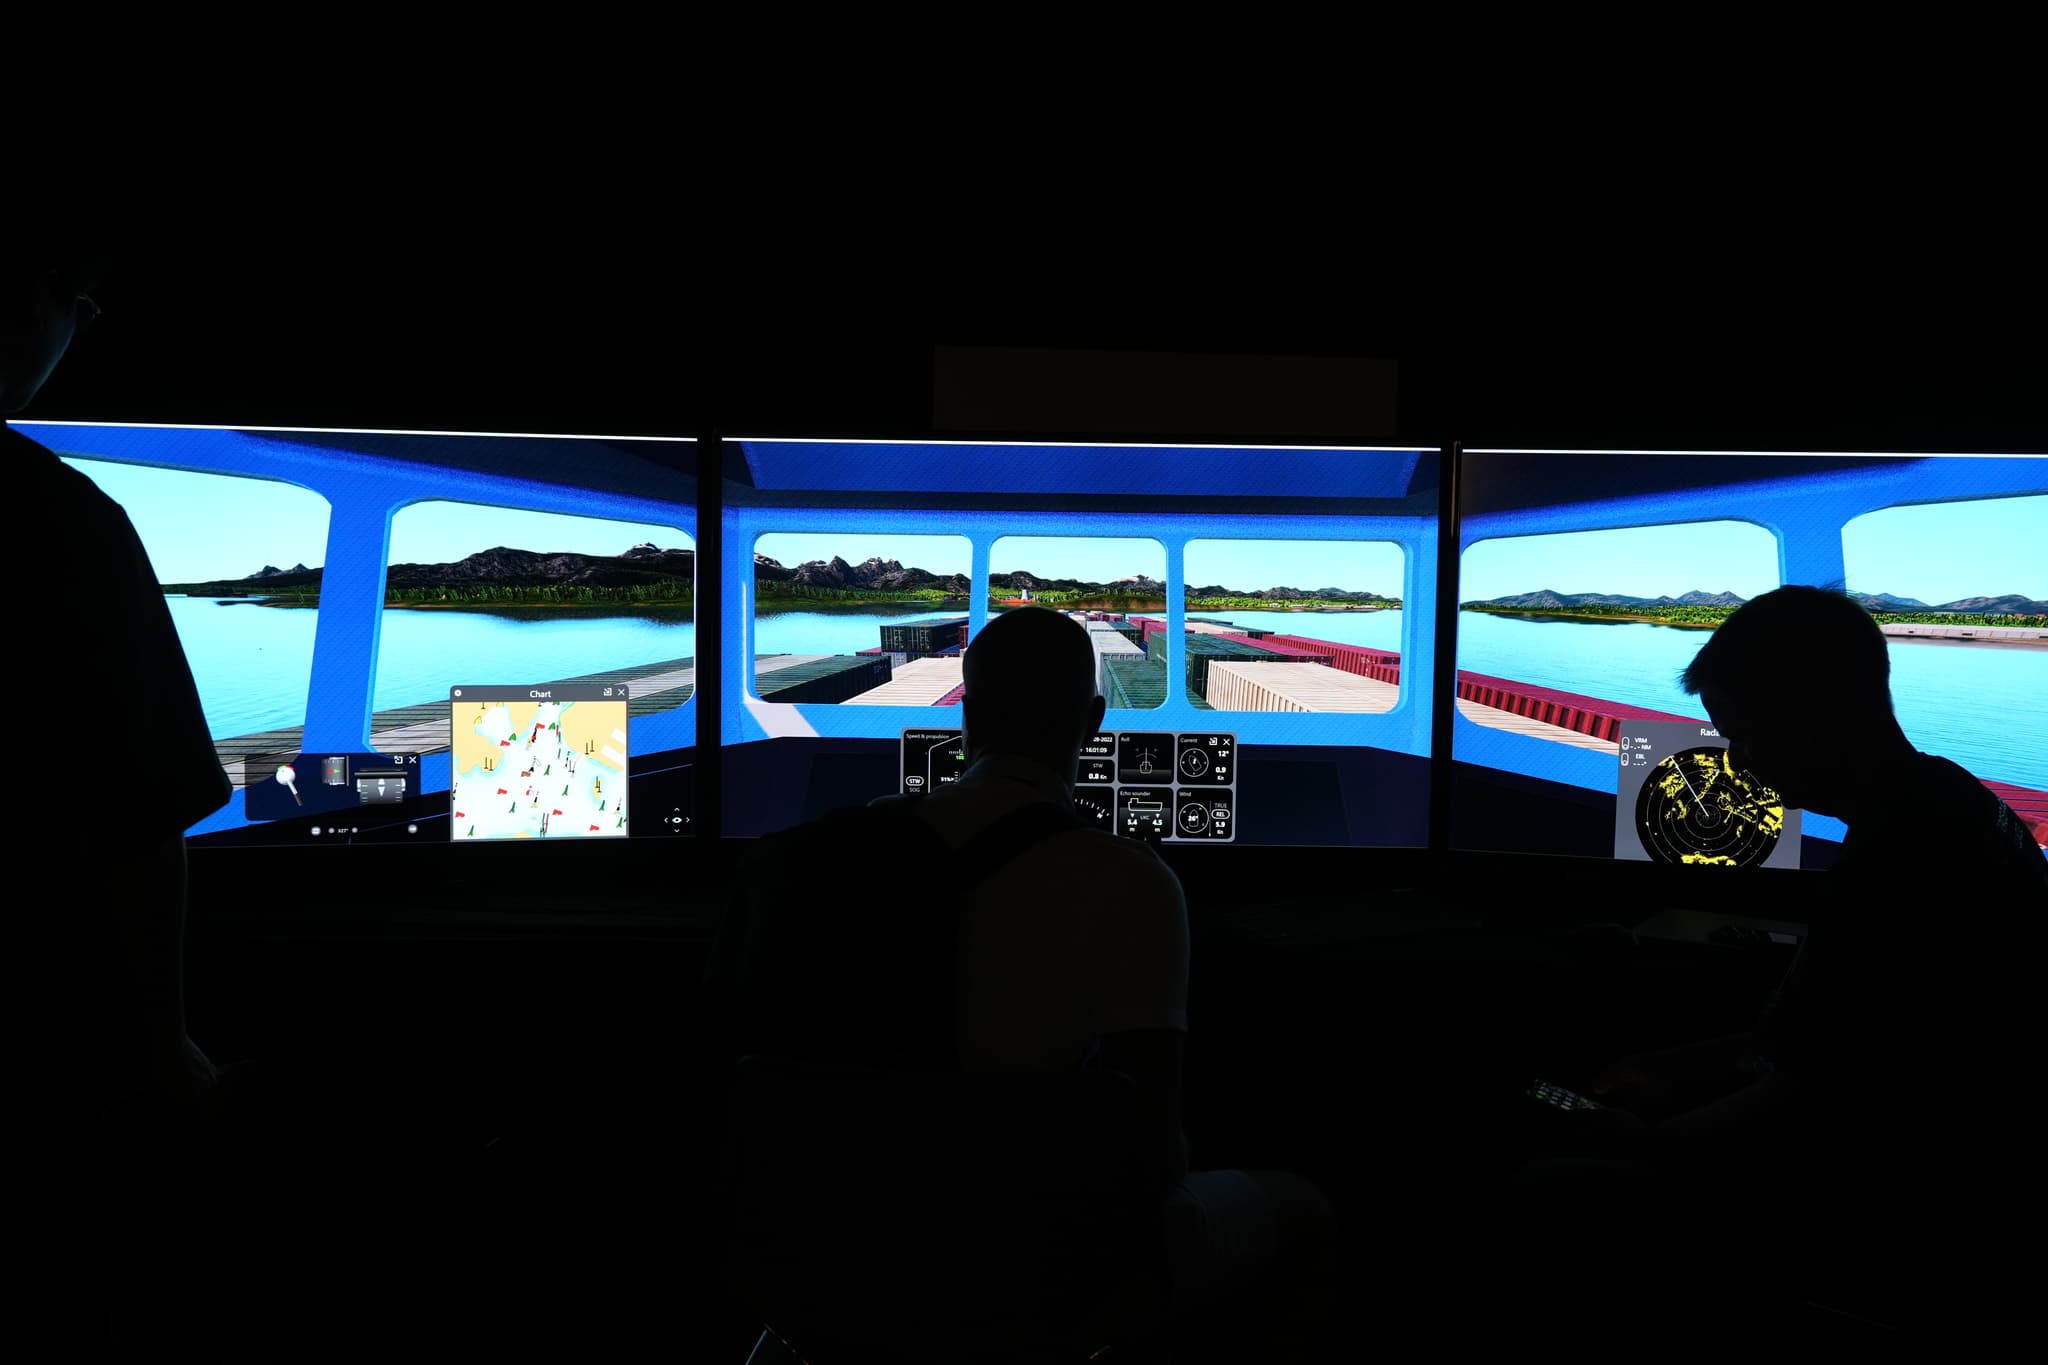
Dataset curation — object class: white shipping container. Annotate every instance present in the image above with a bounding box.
[841,656,966,706]
[1203,661,1400,713]
[1089,629,1145,696]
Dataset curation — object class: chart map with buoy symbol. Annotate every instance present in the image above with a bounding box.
[450,683,630,840]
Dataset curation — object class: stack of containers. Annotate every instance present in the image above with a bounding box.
[878,616,971,659]
[1102,657,1167,709]
[1086,622,1146,699]
[1173,633,1332,701]
[755,654,893,703]
[1267,634,1401,686]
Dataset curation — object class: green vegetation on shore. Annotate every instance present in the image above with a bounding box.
[1869,610,2047,627]
[1185,596,1396,611]
[1463,604,2042,630]
[387,585,691,606]
[1462,604,1730,628]
[180,585,693,608]
[989,591,1164,610]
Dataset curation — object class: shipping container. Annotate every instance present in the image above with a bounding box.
[1454,670,1690,742]
[1183,619,1251,636]
[1215,633,1332,661]
[1205,661,1399,713]
[1267,634,1402,686]
[1088,628,1145,699]
[842,656,967,706]
[877,616,971,656]
[1101,655,1169,709]
[755,653,894,704]
[1182,633,1331,700]
[755,653,828,677]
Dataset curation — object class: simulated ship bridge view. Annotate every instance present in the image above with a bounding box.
[753,612,1403,714]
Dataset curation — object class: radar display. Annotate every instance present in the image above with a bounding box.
[1614,720,1801,868]
[1634,745,1784,866]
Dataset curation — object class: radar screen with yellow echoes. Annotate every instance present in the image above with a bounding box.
[1614,721,1799,868]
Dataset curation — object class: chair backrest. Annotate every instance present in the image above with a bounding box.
[722,1053,1165,1361]
[713,799,1086,1074]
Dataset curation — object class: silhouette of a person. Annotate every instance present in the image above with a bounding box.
[9,211,234,1350]
[1486,585,2045,1346]
[713,606,1346,1359]
[1624,584,2046,1134]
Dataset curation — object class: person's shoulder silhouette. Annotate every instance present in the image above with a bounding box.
[8,217,232,1136]
[1680,584,2043,1183]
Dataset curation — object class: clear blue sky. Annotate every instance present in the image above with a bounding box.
[1462,496,2048,604]
[1843,495,2046,602]
[1461,521,1780,602]
[1185,538,1404,595]
[754,533,971,576]
[62,461,691,581]
[64,458,332,582]
[992,536,1165,582]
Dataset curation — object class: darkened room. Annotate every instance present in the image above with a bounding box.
[14,10,2044,1363]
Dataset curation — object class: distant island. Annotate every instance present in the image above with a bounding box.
[1462,589,2048,630]
[161,543,696,608]
[750,556,1174,611]
[988,569,1166,611]
[1184,583,1400,612]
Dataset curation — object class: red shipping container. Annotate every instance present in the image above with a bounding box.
[1454,670,1696,742]
[1268,634,1402,685]
[1216,633,1333,661]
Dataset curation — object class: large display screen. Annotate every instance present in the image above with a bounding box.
[1449,448,2048,868]
[720,439,1442,848]
[18,422,698,848]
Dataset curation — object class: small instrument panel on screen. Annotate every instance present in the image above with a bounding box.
[901,729,1238,842]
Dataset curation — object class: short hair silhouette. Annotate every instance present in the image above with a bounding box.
[1681,584,1893,711]
[961,607,1100,755]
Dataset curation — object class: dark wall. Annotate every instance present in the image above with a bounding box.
[21,11,2040,448]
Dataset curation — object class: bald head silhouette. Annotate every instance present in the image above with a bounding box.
[960,607,1108,781]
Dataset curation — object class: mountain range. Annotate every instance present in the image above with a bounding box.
[992,570,1166,596]
[754,554,970,594]
[165,543,696,595]
[1186,584,1396,603]
[1466,589,2046,614]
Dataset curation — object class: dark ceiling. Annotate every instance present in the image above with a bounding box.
[17,9,2045,446]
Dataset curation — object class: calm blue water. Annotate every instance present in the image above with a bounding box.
[1186,609,1405,650]
[168,598,320,740]
[166,598,694,738]
[374,609,694,712]
[1456,611,2048,789]
[753,606,972,657]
